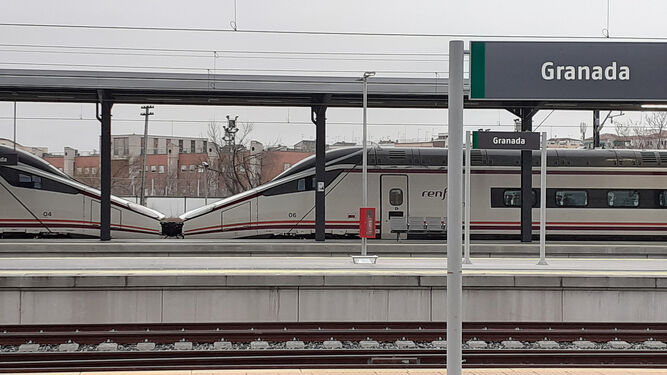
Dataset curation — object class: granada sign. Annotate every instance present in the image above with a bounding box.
[473,131,540,150]
[470,42,667,101]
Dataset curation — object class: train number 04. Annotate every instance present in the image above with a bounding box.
[42,211,52,217]
[288,212,297,218]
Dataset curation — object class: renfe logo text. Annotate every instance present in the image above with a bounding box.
[541,61,630,81]
[421,188,447,200]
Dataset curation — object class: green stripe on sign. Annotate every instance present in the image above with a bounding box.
[470,42,485,99]
[472,131,479,149]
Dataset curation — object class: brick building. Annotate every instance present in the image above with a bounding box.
[39,135,316,198]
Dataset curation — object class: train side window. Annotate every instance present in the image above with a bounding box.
[297,178,306,191]
[389,188,403,206]
[607,190,639,207]
[660,191,667,208]
[503,189,536,207]
[555,190,588,207]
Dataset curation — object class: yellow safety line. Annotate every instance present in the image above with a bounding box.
[1,256,665,261]
[0,269,665,276]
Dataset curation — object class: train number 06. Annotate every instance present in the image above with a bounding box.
[288,212,297,218]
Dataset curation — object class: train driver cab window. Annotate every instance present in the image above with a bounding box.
[503,189,536,207]
[0,168,77,194]
[660,191,667,208]
[607,190,639,207]
[389,188,403,206]
[19,173,41,189]
[297,178,306,191]
[555,190,588,207]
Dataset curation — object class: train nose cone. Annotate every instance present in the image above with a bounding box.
[160,219,184,238]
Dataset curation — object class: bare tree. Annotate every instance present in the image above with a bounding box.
[615,112,667,149]
[207,120,269,196]
[614,119,633,139]
[645,112,667,149]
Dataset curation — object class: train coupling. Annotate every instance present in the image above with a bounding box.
[160,219,184,238]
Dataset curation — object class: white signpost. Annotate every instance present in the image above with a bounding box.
[468,130,548,264]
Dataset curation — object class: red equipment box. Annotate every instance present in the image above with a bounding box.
[359,207,376,238]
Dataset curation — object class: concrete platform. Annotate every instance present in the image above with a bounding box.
[0,238,666,257]
[1,256,667,324]
[1,369,664,375]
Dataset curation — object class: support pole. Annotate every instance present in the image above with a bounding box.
[311,95,330,242]
[447,39,464,375]
[361,72,374,255]
[464,130,471,264]
[520,109,534,243]
[139,105,154,206]
[538,132,548,265]
[593,110,601,149]
[13,102,16,151]
[98,91,113,241]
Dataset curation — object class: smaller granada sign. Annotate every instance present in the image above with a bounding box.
[472,131,540,150]
[470,41,667,101]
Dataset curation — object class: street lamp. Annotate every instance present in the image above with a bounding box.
[360,71,375,260]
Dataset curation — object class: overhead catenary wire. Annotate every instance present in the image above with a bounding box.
[0,61,449,75]
[0,115,601,129]
[0,22,666,41]
[0,48,450,62]
[0,43,452,57]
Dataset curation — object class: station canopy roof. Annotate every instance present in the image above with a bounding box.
[0,69,656,110]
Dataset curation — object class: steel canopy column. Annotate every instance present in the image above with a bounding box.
[520,108,535,243]
[311,95,330,242]
[593,110,601,148]
[97,90,113,241]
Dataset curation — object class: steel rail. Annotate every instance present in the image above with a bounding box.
[2,322,667,345]
[1,350,667,373]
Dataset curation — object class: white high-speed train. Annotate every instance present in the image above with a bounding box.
[0,145,165,238]
[178,147,667,240]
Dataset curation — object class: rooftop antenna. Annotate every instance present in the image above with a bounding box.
[230,0,238,31]
[602,0,610,38]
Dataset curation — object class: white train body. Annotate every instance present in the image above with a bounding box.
[0,145,165,238]
[180,147,667,240]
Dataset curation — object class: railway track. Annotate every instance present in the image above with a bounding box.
[1,322,666,372]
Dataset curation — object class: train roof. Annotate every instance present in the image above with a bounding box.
[0,144,72,179]
[276,147,667,180]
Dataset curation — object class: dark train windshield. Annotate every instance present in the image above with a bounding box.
[0,144,71,180]
[273,147,361,180]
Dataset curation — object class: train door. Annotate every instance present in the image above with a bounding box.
[91,201,122,233]
[380,174,408,238]
[221,201,253,238]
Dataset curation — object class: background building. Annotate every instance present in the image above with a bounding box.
[38,135,318,198]
[0,138,48,157]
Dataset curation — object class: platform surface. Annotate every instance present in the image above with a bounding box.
[1,256,666,278]
[0,238,665,258]
[1,368,664,375]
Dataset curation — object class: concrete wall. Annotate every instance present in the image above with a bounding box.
[2,275,667,324]
[122,196,222,217]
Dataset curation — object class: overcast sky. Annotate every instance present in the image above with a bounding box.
[1,0,666,152]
